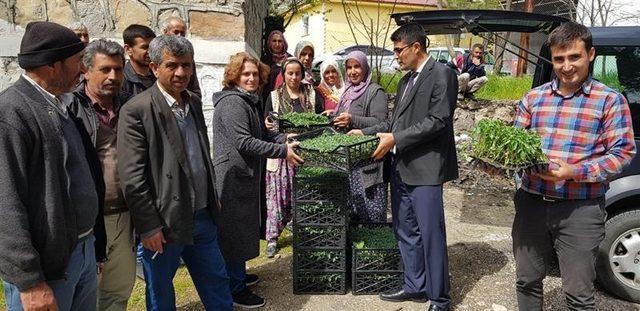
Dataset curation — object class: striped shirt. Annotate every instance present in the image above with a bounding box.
[514,77,636,199]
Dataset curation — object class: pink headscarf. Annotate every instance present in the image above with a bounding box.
[267,30,289,65]
[336,51,371,113]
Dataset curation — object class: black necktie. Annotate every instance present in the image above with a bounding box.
[402,71,418,101]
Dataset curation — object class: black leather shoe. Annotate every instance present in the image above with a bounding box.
[428,304,449,311]
[379,288,427,302]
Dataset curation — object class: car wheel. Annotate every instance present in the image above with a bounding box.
[597,209,640,303]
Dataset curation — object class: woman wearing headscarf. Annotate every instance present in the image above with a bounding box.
[333,50,389,222]
[274,41,317,88]
[316,55,345,114]
[212,52,303,307]
[261,30,292,101]
[263,57,324,258]
[294,40,316,85]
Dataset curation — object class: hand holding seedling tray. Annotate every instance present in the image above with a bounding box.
[271,111,331,133]
[293,128,379,172]
[470,119,548,174]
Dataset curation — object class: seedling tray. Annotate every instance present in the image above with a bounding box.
[350,223,404,295]
[294,200,348,226]
[294,167,349,206]
[352,247,403,272]
[352,271,403,295]
[293,223,347,248]
[470,119,548,173]
[471,156,548,175]
[350,223,403,271]
[293,248,347,271]
[270,111,332,134]
[294,128,379,172]
[293,271,347,295]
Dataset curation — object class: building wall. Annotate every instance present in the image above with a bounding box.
[284,1,437,54]
[284,2,327,56]
[283,1,479,56]
[0,0,268,132]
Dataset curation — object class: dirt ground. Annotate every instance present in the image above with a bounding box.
[218,167,640,311]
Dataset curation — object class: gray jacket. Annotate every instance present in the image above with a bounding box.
[211,89,287,262]
[0,77,106,291]
[117,84,216,245]
[340,82,388,130]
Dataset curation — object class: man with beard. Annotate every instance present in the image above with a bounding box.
[120,24,156,103]
[69,39,134,311]
[0,21,106,311]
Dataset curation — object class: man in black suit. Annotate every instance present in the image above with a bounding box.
[350,23,458,311]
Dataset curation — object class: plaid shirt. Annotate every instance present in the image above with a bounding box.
[514,77,636,199]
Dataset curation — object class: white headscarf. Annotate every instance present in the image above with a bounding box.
[319,56,345,96]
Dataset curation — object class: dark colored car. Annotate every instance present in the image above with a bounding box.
[392,9,640,303]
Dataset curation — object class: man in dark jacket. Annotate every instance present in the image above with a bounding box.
[351,23,458,311]
[117,35,232,310]
[455,43,488,100]
[0,21,106,311]
[69,38,134,311]
[120,24,156,103]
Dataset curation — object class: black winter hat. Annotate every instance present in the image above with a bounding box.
[18,21,86,70]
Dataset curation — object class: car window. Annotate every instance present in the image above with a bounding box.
[594,47,640,136]
[429,50,440,60]
[438,51,449,63]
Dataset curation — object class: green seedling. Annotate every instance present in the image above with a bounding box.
[352,226,398,249]
[471,119,548,169]
[281,112,330,127]
[299,133,376,153]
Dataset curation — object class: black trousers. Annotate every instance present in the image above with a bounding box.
[512,189,606,311]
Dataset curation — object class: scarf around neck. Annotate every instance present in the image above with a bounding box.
[336,50,371,114]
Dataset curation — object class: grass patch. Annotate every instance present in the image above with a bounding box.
[377,72,533,100]
[476,74,534,100]
[594,71,624,93]
[378,72,403,94]
[0,229,293,310]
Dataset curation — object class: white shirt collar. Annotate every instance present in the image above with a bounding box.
[22,73,74,117]
[413,56,430,79]
[157,82,189,115]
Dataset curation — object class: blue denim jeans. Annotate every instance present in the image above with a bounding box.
[3,235,97,311]
[141,208,232,311]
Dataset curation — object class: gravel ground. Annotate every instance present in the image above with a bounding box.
[219,182,640,311]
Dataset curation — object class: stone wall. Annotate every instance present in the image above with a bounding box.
[0,0,264,39]
[0,0,268,128]
[454,100,518,134]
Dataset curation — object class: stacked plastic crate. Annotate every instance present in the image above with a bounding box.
[292,167,349,294]
[291,127,403,295]
[350,224,404,295]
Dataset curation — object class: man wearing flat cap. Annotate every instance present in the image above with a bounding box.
[0,21,106,311]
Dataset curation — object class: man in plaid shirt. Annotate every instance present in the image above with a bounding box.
[512,22,636,310]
